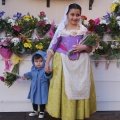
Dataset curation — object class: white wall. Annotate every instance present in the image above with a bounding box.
[0,0,113,24]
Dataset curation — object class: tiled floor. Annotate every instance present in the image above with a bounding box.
[0,111,120,120]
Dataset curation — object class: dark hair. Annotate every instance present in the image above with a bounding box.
[67,3,82,15]
[33,54,42,60]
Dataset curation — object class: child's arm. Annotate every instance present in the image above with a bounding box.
[21,75,26,80]
[24,72,32,79]
[43,71,52,80]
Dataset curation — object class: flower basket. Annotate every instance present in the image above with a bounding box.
[0,47,12,59]
[0,42,13,71]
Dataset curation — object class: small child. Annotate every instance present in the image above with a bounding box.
[23,50,51,118]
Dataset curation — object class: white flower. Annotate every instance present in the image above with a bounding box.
[7,18,16,26]
[116,16,120,20]
[11,37,20,46]
[117,21,120,26]
[1,38,6,42]
[100,19,108,25]
[98,46,103,50]
[44,17,48,21]
[111,44,117,49]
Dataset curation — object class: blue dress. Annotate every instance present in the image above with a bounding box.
[24,51,51,104]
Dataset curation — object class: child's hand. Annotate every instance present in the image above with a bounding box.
[21,76,27,80]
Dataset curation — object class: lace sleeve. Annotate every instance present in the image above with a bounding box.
[47,48,54,55]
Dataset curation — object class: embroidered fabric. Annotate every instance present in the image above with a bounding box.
[61,27,87,37]
[47,49,54,55]
[61,52,91,100]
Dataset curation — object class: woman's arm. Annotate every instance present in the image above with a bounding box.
[45,50,54,73]
[72,44,92,53]
[45,37,62,73]
[24,72,32,79]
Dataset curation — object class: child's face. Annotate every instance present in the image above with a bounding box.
[67,9,81,25]
[34,58,43,68]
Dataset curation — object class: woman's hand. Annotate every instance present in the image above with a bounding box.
[72,44,86,53]
[45,63,51,74]
[72,44,92,53]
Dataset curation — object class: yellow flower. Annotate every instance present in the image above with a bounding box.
[29,15,33,20]
[11,55,23,65]
[23,15,32,21]
[26,39,31,42]
[36,43,43,49]
[110,3,117,12]
[24,43,32,48]
[28,43,32,48]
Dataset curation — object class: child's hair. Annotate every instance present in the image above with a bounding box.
[33,54,43,60]
[67,3,82,15]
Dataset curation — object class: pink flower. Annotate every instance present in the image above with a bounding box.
[107,26,110,33]
[0,47,13,59]
[48,30,54,38]
[40,11,45,16]
[48,21,55,38]
[22,37,27,41]
[0,76,4,82]
[41,21,46,26]
[37,21,46,26]
[13,25,21,32]
[94,18,100,25]
[37,21,41,26]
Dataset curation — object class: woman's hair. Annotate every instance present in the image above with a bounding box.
[67,3,82,15]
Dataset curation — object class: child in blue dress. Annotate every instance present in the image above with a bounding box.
[23,50,51,118]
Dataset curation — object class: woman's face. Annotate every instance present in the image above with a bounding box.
[66,9,81,25]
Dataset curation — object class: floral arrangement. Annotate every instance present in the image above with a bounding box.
[0,11,14,35]
[0,11,57,38]
[0,38,13,71]
[6,12,38,37]
[16,13,38,37]
[81,16,101,52]
[0,63,20,87]
[81,0,120,61]
[0,11,56,53]
[81,33,100,47]
[91,0,120,60]
[7,35,52,57]
[0,11,56,87]
[36,11,51,38]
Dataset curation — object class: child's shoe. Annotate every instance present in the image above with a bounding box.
[29,111,38,116]
[38,112,45,118]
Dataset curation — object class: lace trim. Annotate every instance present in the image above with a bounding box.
[61,25,87,36]
[47,49,54,55]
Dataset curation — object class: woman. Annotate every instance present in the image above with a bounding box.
[45,3,96,120]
